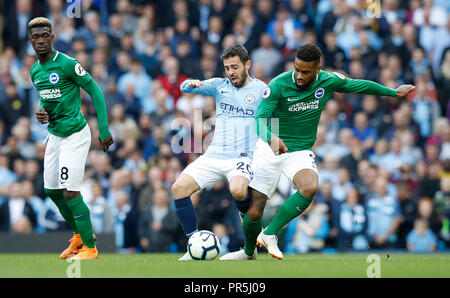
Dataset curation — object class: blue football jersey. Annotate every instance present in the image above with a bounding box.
[180,77,267,160]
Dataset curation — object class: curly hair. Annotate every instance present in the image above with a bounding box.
[296,43,322,64]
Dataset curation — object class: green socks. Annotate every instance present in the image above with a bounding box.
[264,191,313,235]
[66,194,95,248]
[243,214,262,256]
[44,188,78,234]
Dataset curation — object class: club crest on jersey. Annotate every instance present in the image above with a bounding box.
[263,87,271,98]
[314,88,325,99]
[49,73,59,84]
[244,94,256,104]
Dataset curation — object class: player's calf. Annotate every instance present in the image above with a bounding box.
[246,188,267,221]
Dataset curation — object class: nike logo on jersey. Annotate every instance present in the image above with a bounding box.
[34,80,40,84]
[287,98,298,101]
[220,90,229,93]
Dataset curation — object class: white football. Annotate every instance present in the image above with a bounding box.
[187,230,221,260]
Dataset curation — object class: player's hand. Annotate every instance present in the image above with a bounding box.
[268,136,288,155]
[35,107,49,124]
[188,80,203,88]
[395,84,415,98]
[99,135,114,152]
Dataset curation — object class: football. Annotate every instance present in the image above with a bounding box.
[187,230,221,260]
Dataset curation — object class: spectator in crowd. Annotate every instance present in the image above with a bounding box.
[138,188,180,252]
[156,56,187,106]
[0,155,17,202]
[322,99,350,145]
[352,111,377,153]
[339,136,368,183]
[117,58,153,114]
[251,33,282,79]
[2,0,35,56]
[0,182,37,232]
[416,196,442,238]
[88,180,114,235]
[331,188,368,251]
[396,181,419,249]
[377,137,415,176]
[113,190,139,253]
[21,180,43,225]
[366,177,403,249]
[331,167,353,202]
[73,10,103,52]
[406,218,438,252]
[419,162,442,198]
[267,3,305,52]
[136,166,164,212]
[285,203,330,253]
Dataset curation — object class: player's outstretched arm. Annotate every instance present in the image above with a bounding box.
[180,78,218,97]
[186,79,203,89]
[333,73,403,98]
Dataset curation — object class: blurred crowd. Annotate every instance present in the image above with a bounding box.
[0,0,449,254]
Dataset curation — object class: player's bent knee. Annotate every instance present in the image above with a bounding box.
[300,184,318,198]
[246,207,263,221]
[172,179,197,199]
[63,190,80,201]
[229,186,247,201]
[171,181,186,199]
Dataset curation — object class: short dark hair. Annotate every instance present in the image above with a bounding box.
[221,44,250,64]
[296,43,322,64]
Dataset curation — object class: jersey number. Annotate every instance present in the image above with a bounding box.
[61,167,69,180]
[236,162,252,175]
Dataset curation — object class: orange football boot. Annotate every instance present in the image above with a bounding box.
[60,233,83,259]
[71,245,98,260]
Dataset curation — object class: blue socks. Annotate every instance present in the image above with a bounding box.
[174,196,198,237]
[233,191,251,214]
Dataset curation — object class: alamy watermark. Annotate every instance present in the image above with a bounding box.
[366,254,381,278]
[169,112,280,155]
[66,0,82,19]
[66,258,81,278]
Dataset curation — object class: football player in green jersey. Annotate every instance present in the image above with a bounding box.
[29,17,113,259]
[221,43,414,260]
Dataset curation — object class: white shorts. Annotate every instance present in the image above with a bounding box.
[43,124,91,191]
[249,138,318,197]
[182,155,253,189]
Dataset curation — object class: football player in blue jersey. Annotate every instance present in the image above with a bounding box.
[172,45,267,260]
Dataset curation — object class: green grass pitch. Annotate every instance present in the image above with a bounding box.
[0,253,449,278]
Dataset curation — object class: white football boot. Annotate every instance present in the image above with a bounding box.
[219,248,257,261]
[256,228,283,260]
[178,251,194,261]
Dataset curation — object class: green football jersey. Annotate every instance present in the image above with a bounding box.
[255,70,397,152]
[30,50,93,137]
